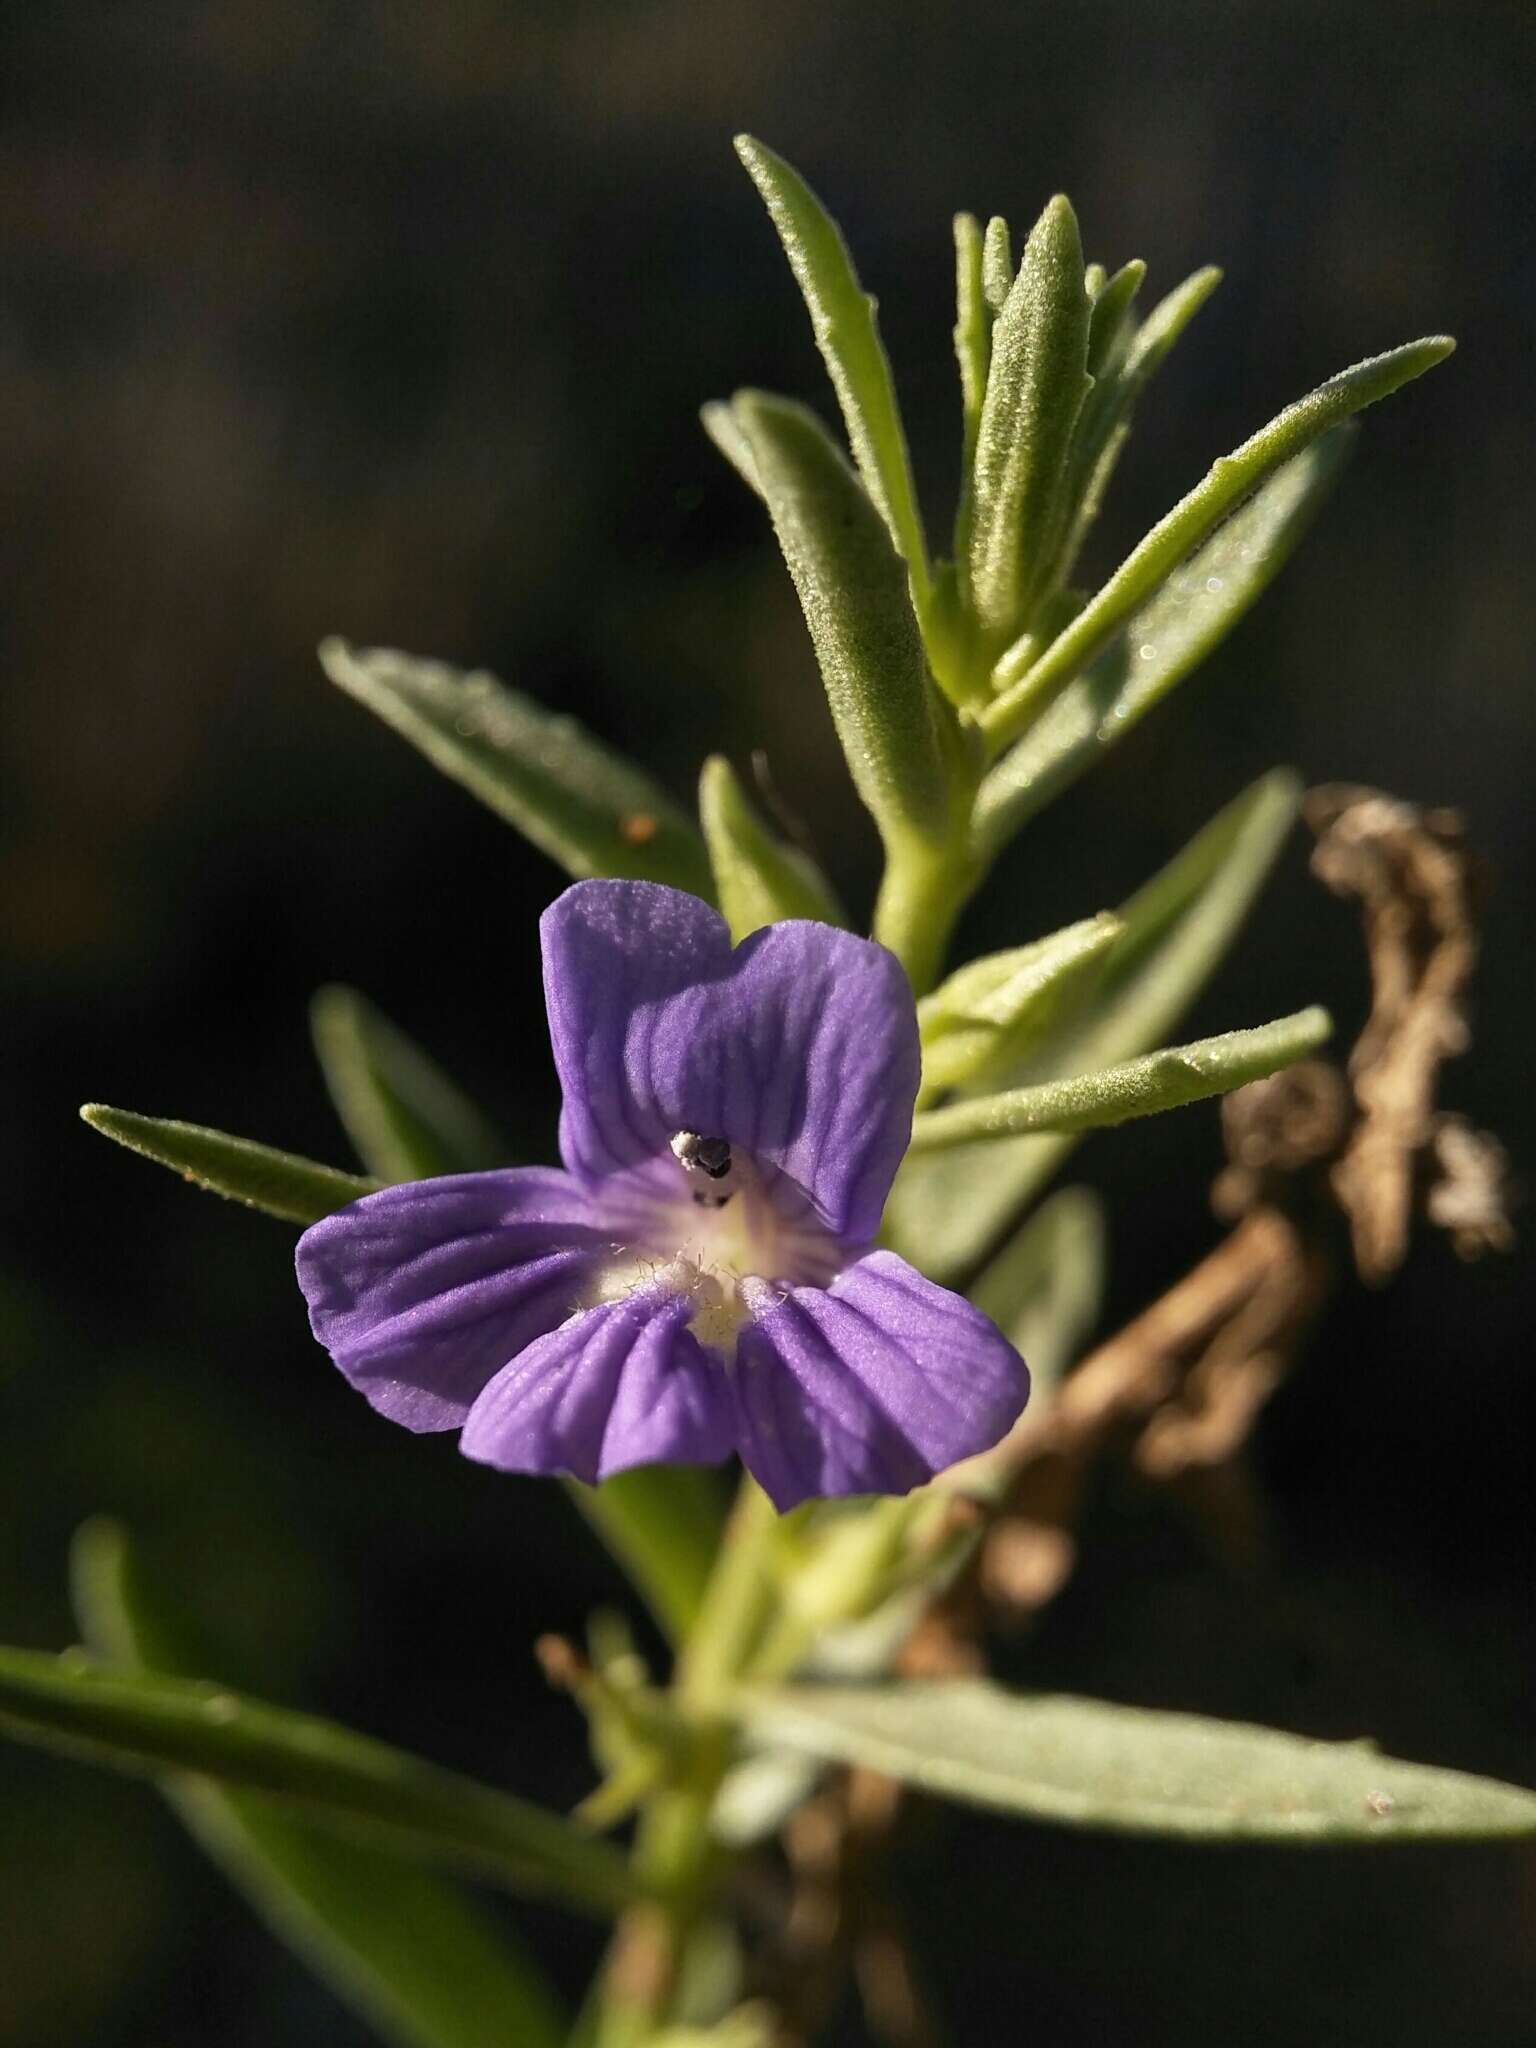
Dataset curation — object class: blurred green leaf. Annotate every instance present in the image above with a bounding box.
[1084,259,1146,378]
[729,391,961,853]
[975,430,1351,853]
[886,770,1301,1280]
[735,136,930,596]
[909,1006,1330,1148]
[0,1643,638,1915]
[697,757,847,942]
[567,1466,727,1648]
[319,640,714,896]
[918,913,1122,1098]
[967,1185,1105,1407]
[72,1521,565,2048]
[952,212,990,492]
[80,1104,376,1225]
[739,1682,1536,1843]
[985,333,1455,746]
[968,195,1093,641]
[310,986,508,1184]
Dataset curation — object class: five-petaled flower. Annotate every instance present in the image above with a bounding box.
[296,882,1029,1510]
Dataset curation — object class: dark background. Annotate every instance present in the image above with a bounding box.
[3,4,1533,2043]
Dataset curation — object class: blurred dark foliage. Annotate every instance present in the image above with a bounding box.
[2,4,1532,2043]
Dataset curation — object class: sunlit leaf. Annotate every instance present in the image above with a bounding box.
[0,1644,637,1915]
[975,430,1351,853]
[908,1007,1330,1148]
[72,1521,564,2048]
[918,913,1121,1098]
[735,137,929,595]
[728,392,961,853]
[967,195,1093,641]
[320,640,714,896]
[80,1104,376,1224]
[984,334,1455,747]
[739,1681,1536,1843]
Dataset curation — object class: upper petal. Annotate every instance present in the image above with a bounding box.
[296,1168,612,1431]
[459,1288,735,1484]
[542,880,919,1243]
[732,1250,1029,1511]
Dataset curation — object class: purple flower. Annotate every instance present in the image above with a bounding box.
[296,882,1028,1510]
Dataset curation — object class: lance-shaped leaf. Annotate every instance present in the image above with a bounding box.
[730,391,961,852]
[885,771,1301,1281]
[0,1644,638,1915]
[698,756,847,942]
[917,913,1122,1099]
[72,1521,564,2048]
[974,429,1351,855]
[908,1006,1330,1149]
[319,640,714,896]
[80,1104,377,1224]
[311,987,509,1185]
[739,1682,1536,1844]
[952,214,990,483]
[1047,264,1222,591]
[967,195,1093,642]
[981,215,1013,311]
[735,136,930,596]
[983,333,1454,748]
[1085,259,1147,378]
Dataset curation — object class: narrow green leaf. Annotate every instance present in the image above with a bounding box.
[885,771,1301,1280]
[1046,265,1224,598]
[0,1644,638,1916]
[981,215,1013,312]
[967,195,1094,641]
[319,640,714,897]
[952,213,989,495]
[967,1185,1105,1408]
[1085,259,1146,377]
[311,987,509,1184]
[72,1522,564,2048]
[917,912,1122,1098]
[739,1681,1536,1844]
[984,333,1455,748]
[698,756,847,942]
[700,400,763,499]
[734,136,930,595]
[908,1006,1330,1150]
[80,1104,377,1225]
[729,391,960,852]
[566,1466,727,1647]
[974,430,1351,855]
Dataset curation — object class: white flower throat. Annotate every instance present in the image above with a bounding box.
[583,1131,844,1357]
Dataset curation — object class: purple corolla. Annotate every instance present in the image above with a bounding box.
[296,882,1028,1510]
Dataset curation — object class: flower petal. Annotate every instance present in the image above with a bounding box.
[459,1289,735,1483]
[296,1169,612,1431]
[542,880,919,1242]
[732,1251,1029,1510]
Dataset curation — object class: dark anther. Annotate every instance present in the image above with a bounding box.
[670,1131,733,1180]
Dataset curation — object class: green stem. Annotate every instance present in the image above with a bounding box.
[872,841,979,997]
[588,1476,783,2044]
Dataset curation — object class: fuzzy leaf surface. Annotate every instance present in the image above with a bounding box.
[320,640,713,895]
[740,1682,1536,1843]
[80,1104,377,1224]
